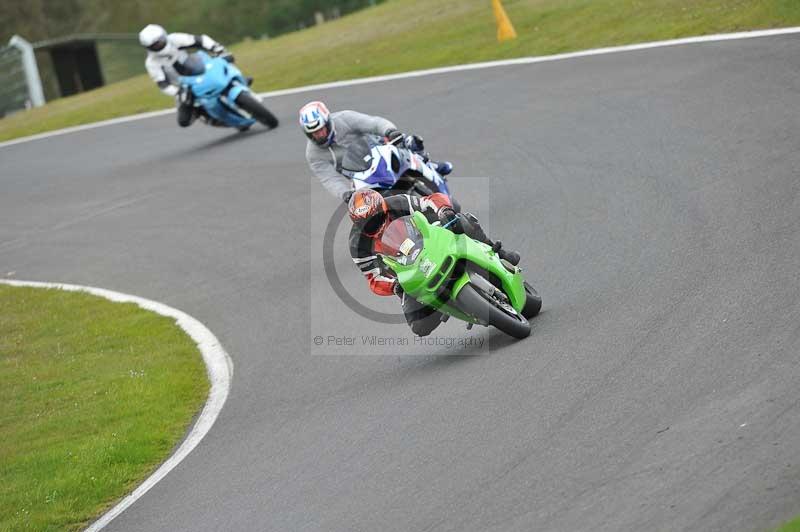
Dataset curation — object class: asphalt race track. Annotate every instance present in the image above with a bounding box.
[2,34,800,532]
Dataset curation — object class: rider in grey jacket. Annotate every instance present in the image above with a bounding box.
[300,101,453,202]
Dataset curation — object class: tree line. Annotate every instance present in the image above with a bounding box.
[1,0,384,45]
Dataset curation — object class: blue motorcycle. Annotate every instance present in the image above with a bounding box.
[177,51,278,131]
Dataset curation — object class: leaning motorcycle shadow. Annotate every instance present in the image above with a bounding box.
[394,316,545,376]
[167,126,277,158]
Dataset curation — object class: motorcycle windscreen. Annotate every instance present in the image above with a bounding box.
[381,216,424,265]
[174,52,206,76]
[341,137,375,172]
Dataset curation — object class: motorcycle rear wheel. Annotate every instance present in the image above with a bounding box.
[235,91,279,128]
[409,176,460,212]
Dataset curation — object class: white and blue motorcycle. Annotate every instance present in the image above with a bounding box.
[340,135,452,199]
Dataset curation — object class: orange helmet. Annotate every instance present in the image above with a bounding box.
[348,189,388,235]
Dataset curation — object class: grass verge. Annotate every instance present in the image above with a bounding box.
[1,0,799,142]
[0,285,209,531]
[777,515,800,531]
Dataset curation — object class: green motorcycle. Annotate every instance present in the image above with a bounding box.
[380,211,542,339]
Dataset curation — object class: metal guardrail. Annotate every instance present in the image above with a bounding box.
[9,35,45,108]
[0,45,30,117]
[0,35,47,117]
[0,33,140,118]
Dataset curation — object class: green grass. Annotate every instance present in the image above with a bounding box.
[0,285,209,531]
[1,0,799,141]
[777,515,800,531]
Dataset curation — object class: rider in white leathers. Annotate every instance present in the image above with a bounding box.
[138,24,229,127]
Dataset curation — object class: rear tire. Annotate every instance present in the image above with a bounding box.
[456,284,531,339]
[411,176,459,211]
[235,91,279,128]
[522,281,542,319]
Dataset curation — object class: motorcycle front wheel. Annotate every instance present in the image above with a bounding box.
[522,281,542,319]
[455,283,531,339]
[235,91,279,128]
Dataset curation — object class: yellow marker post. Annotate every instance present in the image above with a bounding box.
[492,0,517,42]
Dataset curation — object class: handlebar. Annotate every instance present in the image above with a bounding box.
[441,214,461,230]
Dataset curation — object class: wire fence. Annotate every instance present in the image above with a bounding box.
[0,45,29,118]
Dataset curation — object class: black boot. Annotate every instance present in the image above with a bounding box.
[492,241,520,266]
[500,249,521,266]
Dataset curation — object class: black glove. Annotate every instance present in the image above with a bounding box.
[220,52,235,63]
[210,43,226,55]
[384,128,404,144]
[437,207,458,227]
[404,134,425,153]
[392,279,404,297]
[342,189,354,204]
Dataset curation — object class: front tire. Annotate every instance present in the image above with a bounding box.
[455,284,531,339]
[235,91,279,128]
[522,281,542,319]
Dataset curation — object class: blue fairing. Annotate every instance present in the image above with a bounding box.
[178,51,256,128]
[427,171,451,196]
[364,158,398,188]
[227,83,247,103]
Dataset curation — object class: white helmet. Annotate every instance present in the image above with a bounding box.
[139,24,168,52]
[299,101,335,147]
